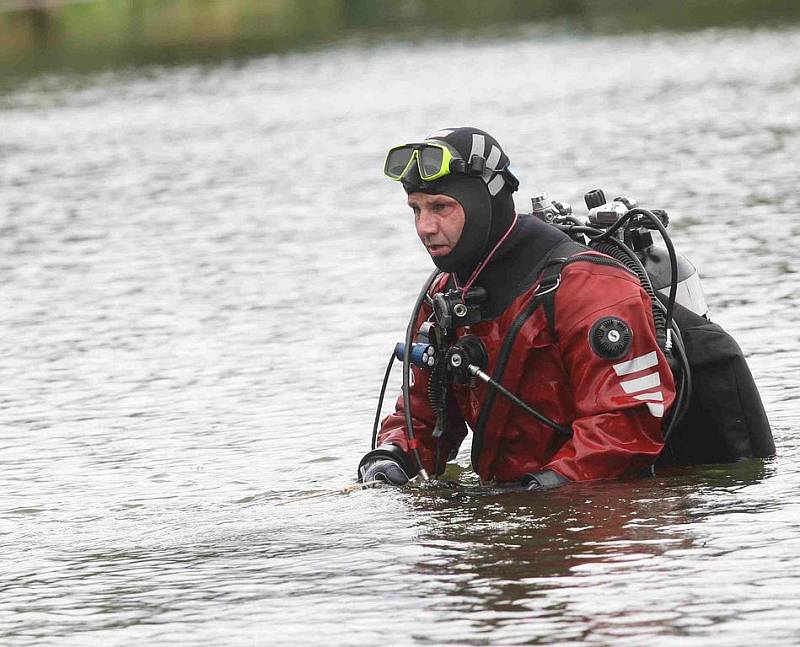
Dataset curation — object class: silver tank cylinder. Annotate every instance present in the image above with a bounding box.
[640,246,709,318]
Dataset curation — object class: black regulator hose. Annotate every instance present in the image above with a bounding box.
[662,317,692,442]
[594,208,680,331]
[590,237,669,352]
[401,269,441,481]
[559,211,690,445]
[555,220,670,353]
[629,208,679,329]
[371,352,396,451]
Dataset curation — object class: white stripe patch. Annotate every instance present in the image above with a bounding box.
[428,129,454,139]
[633,391,664,402]
[470,133,486,161]
[487,174,505,196]
[620,371,661,394]
[486,144,501,171]
[613,351,658,376]
[646,402,665,418]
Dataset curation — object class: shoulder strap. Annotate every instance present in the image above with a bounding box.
[470,238,585,468]
[538,240,642,340]
[541,263,563,340]
[534,240,588,340]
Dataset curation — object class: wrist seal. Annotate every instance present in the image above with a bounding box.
[522,469,570,490]
[357,444,416,482]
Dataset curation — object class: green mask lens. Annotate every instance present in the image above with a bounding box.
[385,146,416,179]
[383,141,458,182]
[419,146,444,178]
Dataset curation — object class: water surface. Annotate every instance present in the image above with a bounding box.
[1,25,799,646]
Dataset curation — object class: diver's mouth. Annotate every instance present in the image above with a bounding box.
[426,244,450,257]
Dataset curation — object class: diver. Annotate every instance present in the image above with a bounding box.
[357,127,677,490]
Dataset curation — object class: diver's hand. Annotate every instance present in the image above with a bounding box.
[522,469,569,490]
[357,445,414,486]
[359,458,410,485]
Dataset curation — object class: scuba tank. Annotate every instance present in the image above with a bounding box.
[530,189,774,466]
[641,246,708,319]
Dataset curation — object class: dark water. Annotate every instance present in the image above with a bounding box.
[1,25,799,646]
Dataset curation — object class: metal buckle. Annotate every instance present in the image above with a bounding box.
[533,274,561,297]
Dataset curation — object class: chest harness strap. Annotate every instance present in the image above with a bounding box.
[470,240,587,468]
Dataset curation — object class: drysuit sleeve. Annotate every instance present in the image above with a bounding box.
[542,264,676,482]
[376,309,468,477]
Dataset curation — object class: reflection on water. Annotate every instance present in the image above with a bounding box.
[1,21,799,647]
[398,461,774,644]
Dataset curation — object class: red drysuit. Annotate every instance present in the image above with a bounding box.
[376,253,675,483]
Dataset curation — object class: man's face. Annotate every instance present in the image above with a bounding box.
[408,192,465,259]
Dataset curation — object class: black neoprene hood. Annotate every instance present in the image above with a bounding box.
[401,126,517,276]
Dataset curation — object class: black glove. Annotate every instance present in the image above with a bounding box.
[357,445,415,486]
[522,469,569,490]
[359,458,410,485]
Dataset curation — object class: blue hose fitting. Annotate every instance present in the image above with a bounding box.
[394,342,436,368]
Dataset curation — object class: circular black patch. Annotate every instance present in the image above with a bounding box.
[589,317,632,360]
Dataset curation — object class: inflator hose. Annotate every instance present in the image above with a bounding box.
[471,367,573,437]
